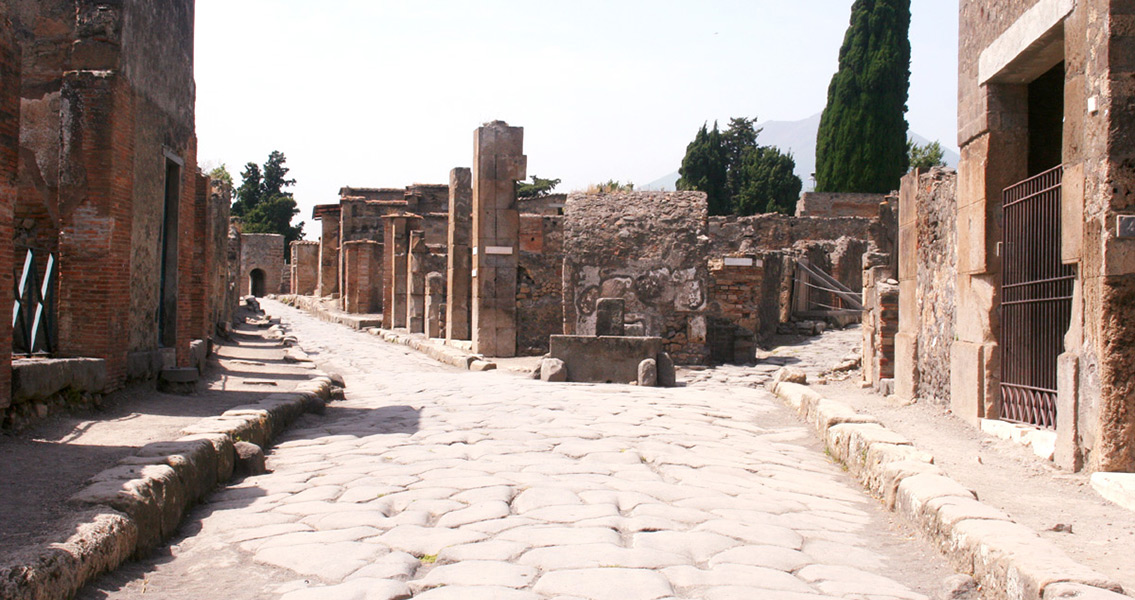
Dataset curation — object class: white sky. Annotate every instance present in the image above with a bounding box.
[194,1,959,239]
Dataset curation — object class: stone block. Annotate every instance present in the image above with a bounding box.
[1090,473,1135,512]
[1062,163,1085,265]
[898,223,918,281]
[541,358,567,382]
[894,331,917,402]
[951,341,985,425]
[596,298,626,336]
[957,201,988,275]
[774,382,822,415]
[657,352,676,388]
[548,335,664,384]
[895,473,976,526]
[12,358,109,402]
[1044,583,1131,599]
[877,460,943,510]
[637,358,657,387]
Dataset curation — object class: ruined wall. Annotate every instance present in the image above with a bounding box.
[406,184,449,215]
[342,240,382,314]
[240,234,284,297]
[564,191,711,365]
[314,205,340,296]
[0,11,18,408]
[518,193,567,216]
[706,253,792,360]
[913,169,958,405]
[290,240,319,296]
[517,214,563,355]
[207,180,234,336]
[796,192,887,218]
[226,219,241,315]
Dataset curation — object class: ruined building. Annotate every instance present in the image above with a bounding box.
[888,0,1135,473]
[0,1,233,419]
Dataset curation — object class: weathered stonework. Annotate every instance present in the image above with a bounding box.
[208,180,236,336]
[341,240,382,314]
[446,168,473,341]
[240,234,284,298]
[796,192,887,218]
[0,12,17,408]
[564,191,711,365]
[382,214,420,329]
[313,204,340,297]
[471,121,525,357]
[517,213,563,355]
[290,241,319,297]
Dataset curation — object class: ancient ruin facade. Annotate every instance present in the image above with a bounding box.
[240,234,285,297]
[937,0,1135,472]
[0,0,222,399]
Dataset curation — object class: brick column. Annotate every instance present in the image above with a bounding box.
[290,241,319,296]
[446,167,472,340]
[0,17,18,409]
[177,163,207,364]
[407,230,427,333]
[314,204,340,297]
[56,70,135,385]
[382,215,420,329]
[471,122,525,357]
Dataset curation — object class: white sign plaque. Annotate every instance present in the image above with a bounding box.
[485,246,514,255]
[724,257,756,267]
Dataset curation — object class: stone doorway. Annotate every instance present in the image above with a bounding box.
[249,269,267,297]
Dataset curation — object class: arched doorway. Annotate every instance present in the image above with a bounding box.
[250,268,266,297]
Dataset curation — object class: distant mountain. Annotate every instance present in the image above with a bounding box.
[641,113,959,192]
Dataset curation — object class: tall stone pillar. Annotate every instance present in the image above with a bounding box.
[382,214,420,329]
[0,17,17,409]
[407,230,427,333]
[314,204,341,297]
[446,167,473,340]
[471,122,525,357]
[426,272,446,339]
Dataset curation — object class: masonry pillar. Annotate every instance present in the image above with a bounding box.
[426,272,446,339]
[894,170,919,402]
[407,230,427,333]
[55,69,135,384]
[382,214,420,329]
[178,167,208,360]
[471,122,525,357]
[290,241,319,296]
[0,16,18,409]
[314,204,341,297]
[446,167,473,340]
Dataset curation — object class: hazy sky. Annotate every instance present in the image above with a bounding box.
[195,1,959,238]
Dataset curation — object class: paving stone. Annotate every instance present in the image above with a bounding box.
[533,568,675,600]
[278,578,411,600]
[348,551,421,580]
[632,530,741,563]
[435,500,511,528]
[519,542,688,571]
[662,564,815,592]
[511,487,584,512]
[498,526,621,547]
[411,586,541,600]
[522,503,620,523]
[797,564,927,600]
[708,544,813,571]
[377,525,488,556]
[437,540,531,563]
[695,519,804,549]
[254,541,388,580]
[411,560,538,592]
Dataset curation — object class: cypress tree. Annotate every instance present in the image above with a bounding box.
[677,122,730,216]
[814,0,911,193]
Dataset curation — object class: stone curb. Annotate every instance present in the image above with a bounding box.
[0,370,334,600]
[280,294,495,372]
[771,381,1128,600]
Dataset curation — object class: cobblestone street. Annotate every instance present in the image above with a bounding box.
[80,299,955,600]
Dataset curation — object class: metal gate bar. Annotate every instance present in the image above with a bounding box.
[1000,165,1074,429]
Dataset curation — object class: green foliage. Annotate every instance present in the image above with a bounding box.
[677,122,729,215]
[815,0,912,193]
[590,180,635,193]
[231,151,305,249]
[907,139,946,170]
[517,175,562,199]
[677,118,802,216]
[207,164,234,188]
[735,146,802,215]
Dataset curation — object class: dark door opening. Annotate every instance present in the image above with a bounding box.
[250,269,267,297]
[1028,62,1064,177]
[158,158,181,348]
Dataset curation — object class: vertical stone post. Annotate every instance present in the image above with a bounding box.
[290,241,319,296]
[382,215,420,329]
[446,167,473,340]
[426,272,446,339]
[0,16,17,409]
[894,170,919,402]
[407,230,427,333]
[596,298,625,336]
[314,205,341,297]
[471,122,525,357]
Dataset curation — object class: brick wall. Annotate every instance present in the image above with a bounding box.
[342,240,382,314]
[208,181,234,333]
[0,14,18,408]
[290,240,319,296]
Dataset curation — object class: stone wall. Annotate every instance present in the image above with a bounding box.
[314,204,340,297]
[240,234,284,297]
[706,254,791,362]
[341,240,382,314]
[0,11,17,408]
[517,214,563,355]
[564,191,711,365]
[517,193,567,216]
[207,180,234,336]
[914,169,957,405]
[796,192,887,218]
[290,240,319,297]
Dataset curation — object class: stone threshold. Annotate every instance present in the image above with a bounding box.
[0,358,335,600]
[772,380,1127,600]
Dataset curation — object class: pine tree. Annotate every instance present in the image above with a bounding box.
[676,123,729,216]
[231,151,305,249]
[735,147,802,216]
[814,0,911,193]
